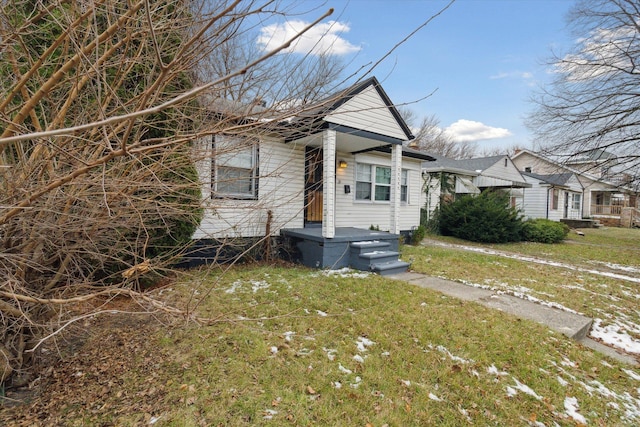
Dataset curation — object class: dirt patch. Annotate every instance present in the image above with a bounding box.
[0,296,175,426]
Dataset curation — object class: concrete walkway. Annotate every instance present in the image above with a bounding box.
[389,271,638,366]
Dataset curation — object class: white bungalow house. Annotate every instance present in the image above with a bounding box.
[421,154,530,221]
[512,149,639,227]
[520,171,584,221]
[190,77,435,273]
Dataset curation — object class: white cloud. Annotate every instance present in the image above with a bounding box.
[444,119,512,143]
[257,20,361,56]
[489,71,534,80]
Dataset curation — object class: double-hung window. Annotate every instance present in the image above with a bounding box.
[355,163,372,200]
[355,163,408,203]
[400,170,408,203]
[374,166,391,201]
[572,193,581,210]
[212,134,258,199]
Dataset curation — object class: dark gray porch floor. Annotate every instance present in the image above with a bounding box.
[281,227,398,243]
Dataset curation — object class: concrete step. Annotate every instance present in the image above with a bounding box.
[371,260,410,276]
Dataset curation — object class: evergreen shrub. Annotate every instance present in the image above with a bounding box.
[522,218,569,243]
[438,191,523,243]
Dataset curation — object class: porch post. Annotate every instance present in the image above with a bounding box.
[390,143,401,234]
[322,129,336,239]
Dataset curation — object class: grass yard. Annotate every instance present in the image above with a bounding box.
[1,228,640,426]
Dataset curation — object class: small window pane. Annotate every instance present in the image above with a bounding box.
[356,164,371,182]
[375,185,390,201]
[375,167,391,184]
[356,182,371,200]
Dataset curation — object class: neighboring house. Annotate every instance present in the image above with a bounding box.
[512,149,639,227]
[190,77,435,273]
[421,154,530,220]
[520,171,584,221]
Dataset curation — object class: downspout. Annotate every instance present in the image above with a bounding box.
[546,187,550,219]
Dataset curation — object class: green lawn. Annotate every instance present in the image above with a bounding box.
[2,229,640,426]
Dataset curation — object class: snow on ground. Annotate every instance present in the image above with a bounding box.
[443,259,640,355]
[425,240,640,283]
[318,267,371,279]
[564,397,587,424]
[590,319,640,354]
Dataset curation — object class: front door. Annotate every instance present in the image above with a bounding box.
[564,191,569,218]
[305,147,323,224]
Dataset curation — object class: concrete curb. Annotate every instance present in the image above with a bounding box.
[389,271,638,366]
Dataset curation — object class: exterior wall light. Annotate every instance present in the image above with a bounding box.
[338,160,348,168]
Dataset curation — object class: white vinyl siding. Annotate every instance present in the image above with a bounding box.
[325,86,408,140]
[194,137,305,238]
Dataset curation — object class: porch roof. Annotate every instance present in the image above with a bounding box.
[282,77,414,151]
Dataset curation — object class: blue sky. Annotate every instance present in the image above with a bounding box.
[257,0,576,153]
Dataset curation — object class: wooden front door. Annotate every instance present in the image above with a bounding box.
[305,147,323,223]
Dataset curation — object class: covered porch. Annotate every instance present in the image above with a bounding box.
[281,227,409,275]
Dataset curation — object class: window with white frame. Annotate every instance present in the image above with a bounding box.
[572,193,581,210]
[375,166,391,201]
[212,134,258,199]
[400,169,408,203]
[355,163,372,200]
[355,163,408,203]
[551,188,559,210]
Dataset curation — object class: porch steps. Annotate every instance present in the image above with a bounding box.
[349,241,409,275]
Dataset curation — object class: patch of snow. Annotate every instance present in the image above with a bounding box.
[429,392,443,401]
[149,415,161,424]
[263,409,278,420]
[564,397,587,424]
[322,267,370,279]
[269,346,278,355]
[428,240,640,283]
[283,331,295,342]
[557,376,569,387]
[225,280,242,294]
[590,318,640,354]
[251,280,270,293]
[381,351,390,357]
[560,357,577,368]
[356,336,375,352]
[322,347,337,361]
[593,261,640,274]
[507,378,543,400]
[338,364,352,375]
[353,354,365,363]
[487,365,509,376]
[333,381,342,389]
[623,368,640,381]
[436,345,473,364]
[316,310,328,317]
[401,380,411,387]
[350,376,362,388]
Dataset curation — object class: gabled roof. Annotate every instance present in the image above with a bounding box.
[284,76,414,143]
[423,155,506,174]
[513,149,607,183]
[567,148,617,163]
[522,171,577,187]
